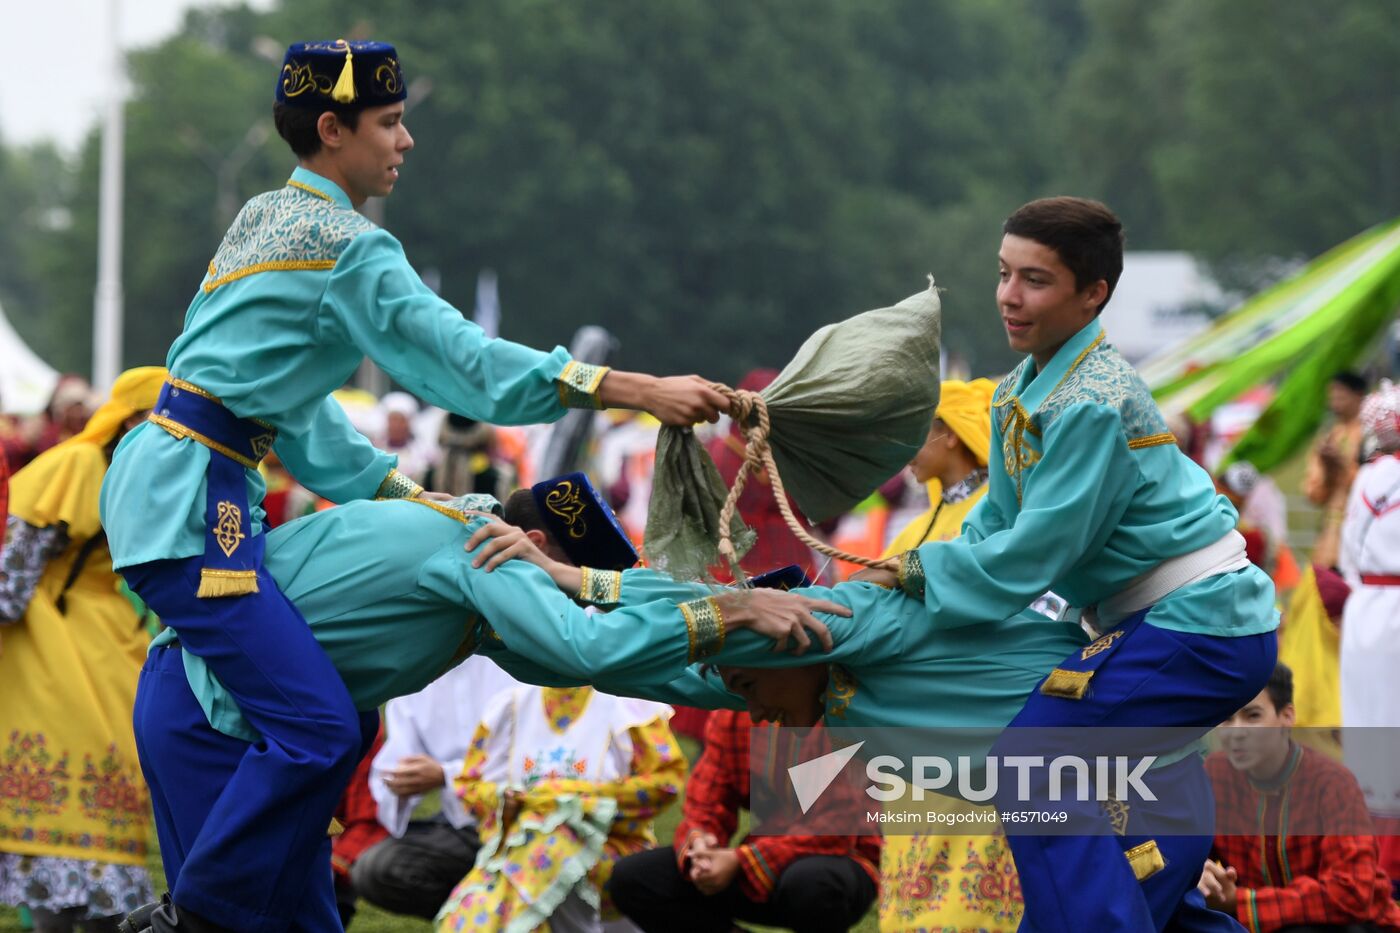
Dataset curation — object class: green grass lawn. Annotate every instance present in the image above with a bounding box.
[1,737,878,932]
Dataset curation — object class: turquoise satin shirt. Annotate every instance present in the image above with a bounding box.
[908,318,1277,638]
[574,568,1089,735]
[101,167,603,569]
[157,499,737,741]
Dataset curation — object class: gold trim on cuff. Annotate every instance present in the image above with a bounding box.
[897,550,926,600]
[555,361,610,410]
[679,597,726,662]
[579,567,623,606]
[377,468,424,500]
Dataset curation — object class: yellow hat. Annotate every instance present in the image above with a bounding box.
[9,366,167,538]
[58,366,168,452]
[934,378,997,467]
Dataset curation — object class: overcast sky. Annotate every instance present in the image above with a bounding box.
[3,0,274,151]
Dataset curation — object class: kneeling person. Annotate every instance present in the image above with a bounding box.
[610,681,880,933]
[1200,663,1400,933]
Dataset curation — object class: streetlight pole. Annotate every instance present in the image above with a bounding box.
[92,0,125,391]
[182,121,272,229]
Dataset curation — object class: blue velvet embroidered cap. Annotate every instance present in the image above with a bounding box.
[531,472,638,571]
[277,40,407,111]
[747,565,812,591]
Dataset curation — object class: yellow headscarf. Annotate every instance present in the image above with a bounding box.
[934,378,997,467]
[9,366,167,538]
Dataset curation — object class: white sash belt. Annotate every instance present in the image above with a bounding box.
[1090,529,1251,629]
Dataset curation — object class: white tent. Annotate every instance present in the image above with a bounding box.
[0,299,59,415]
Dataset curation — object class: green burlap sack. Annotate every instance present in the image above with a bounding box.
[642,425,758,581]
[645,282,942,578]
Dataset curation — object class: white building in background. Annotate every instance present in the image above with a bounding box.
[1103,251,1230,365]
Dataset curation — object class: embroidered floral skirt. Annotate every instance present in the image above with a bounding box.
[878,831,1023,932]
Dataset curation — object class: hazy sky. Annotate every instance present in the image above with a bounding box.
[3,0,274,151]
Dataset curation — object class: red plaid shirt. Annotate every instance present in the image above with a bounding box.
[1207,744,1400,933]
[674,709,880,902]
[331,725,389,882]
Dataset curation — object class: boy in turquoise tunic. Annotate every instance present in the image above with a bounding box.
[506,562,1090,751]
[858,197,1277,931]
[102,40,727,933]
[130,493,844,932]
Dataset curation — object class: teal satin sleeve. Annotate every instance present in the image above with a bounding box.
[272,395,395,504]
[417,524,702,684]
[324,231,574,425]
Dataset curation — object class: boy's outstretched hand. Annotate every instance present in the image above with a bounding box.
[599,371,729,425]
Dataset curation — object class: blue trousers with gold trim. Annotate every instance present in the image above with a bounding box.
[989,613,1276,932]
[126,554,369,933]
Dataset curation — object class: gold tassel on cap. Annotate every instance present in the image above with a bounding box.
[197,569,260,598]
[331,39,356,103]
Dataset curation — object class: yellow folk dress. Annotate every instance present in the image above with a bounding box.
[437,686,685,933]
[877,475,1024,933]
[0,369,162,918]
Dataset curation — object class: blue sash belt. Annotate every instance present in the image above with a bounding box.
[148,379,277,598]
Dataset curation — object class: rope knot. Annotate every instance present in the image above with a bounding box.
[708,381,895,578]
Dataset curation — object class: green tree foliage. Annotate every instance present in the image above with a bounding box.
[2,0,1397,384]
[0,136,84,373]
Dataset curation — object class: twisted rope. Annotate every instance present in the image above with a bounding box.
[711,383,898,577]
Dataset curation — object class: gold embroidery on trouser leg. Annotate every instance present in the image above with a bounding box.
[1081,630,1123,660]
[1101,795,1131,836]
[196,569,259,598]
[1125,840,1165,881]
[1039,668,1092,699]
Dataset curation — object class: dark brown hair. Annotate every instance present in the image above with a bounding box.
[272,102,360,158]
[1004,197,1124,313]
[1264,661,1294,712]
[503,488,546,535]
